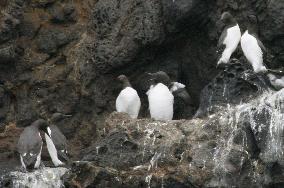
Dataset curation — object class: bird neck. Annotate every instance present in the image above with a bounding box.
[247,25,258,35]
[227,18,237,27]
[122,80,131,89]
[162,80,171,88]
[156,77,171,88]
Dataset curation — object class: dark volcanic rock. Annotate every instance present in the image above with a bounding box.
[0,124,22,167]
[0,85,13,130]
[0,0,282,132]
[0,0,24,42]
[195,59,270,117]
[63,161,197,188]
[36,28,77,55]
[261,0,284,69]
[15,91,38,127]
[30,0,56,8]
[65,93,284,187]
[0,44,18,63]
[82,113,187,170]
[91,0,165,73]
[0,167,68,188]
[50,5,77,24]
[0,0,284,187]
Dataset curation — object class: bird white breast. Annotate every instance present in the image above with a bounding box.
[45,132,64,167]
[116,87,141,119]
[47,127,52,136]
[20,155,26,169]
[218,24,241,64]
[147,83,174,121]
[241,31,266,73]
[34,144,42,169]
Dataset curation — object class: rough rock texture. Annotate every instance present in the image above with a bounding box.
[0,167,68,188]
[0,123,22,177]
[195,59,270,118]
[64,90,284,187]
[0,0,283,130]
[0,0,284,187]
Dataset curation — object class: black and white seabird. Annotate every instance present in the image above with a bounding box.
[241,15,267,73]
[116,75,141,119]
[170,82,194,119]
[146,71,174,121]
[17,119,48,171]
[217,12,241,66]
[45,113,70,167]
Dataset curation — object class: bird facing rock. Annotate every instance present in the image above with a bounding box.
[17,119,48,171]
[170,82,194,119]
[45,113,71,167]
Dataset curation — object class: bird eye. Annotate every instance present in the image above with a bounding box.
[61,149,64,153]
[30,153,34,156]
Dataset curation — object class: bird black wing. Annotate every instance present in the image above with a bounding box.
[218,29,228,48]
[50,124,67,150]
[217,28,228,57]
[49,124,69,162]
[172,88,192,105]
[172,88,194,119]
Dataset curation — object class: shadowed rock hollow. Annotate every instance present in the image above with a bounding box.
[0,0,284,187]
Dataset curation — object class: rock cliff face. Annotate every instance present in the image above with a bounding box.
[0,0,284,187]
[64,85,284,187]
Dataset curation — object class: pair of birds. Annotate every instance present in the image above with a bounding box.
[17,113,70,171]
[218,11,284,90]
[116,72,189,121]
[218,12,267,73]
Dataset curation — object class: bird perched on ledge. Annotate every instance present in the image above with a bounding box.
[17,119,48,171]
[241,15,267,73]
[146,71,174,121]
[217,12,241,67]
[45,113,71,167]
[116,75,141,119]
[170,82,194,119]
